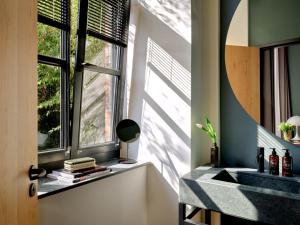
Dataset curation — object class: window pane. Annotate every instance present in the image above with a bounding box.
[38,23,61,58]
[85,36,120,69]
[38,64,61,150]
[79,70,116,147]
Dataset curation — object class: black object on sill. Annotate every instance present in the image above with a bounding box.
[116,119,140,164]
[256,147,264,173]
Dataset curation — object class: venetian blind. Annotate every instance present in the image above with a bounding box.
[38,0,70,30]
[87,0,131,47]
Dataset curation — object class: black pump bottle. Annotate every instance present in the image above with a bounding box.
[256,147,264,173]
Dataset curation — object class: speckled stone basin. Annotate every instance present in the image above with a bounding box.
[179,167,300,225]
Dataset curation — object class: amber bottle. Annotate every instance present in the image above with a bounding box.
[269,148,279,175]
[282,149,293,177]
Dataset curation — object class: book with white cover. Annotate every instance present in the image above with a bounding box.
[64,157,95,165]
[47,173,82,183]
[64,161,96,172]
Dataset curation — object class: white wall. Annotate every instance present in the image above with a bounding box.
[191,0,220,168]
[39,166,147,225]
[126,0,220,188]
[123,1,220,224]
[126,0,191,194]
[146,164,178,225]
[39,165,180,225]
[124,2,192,224]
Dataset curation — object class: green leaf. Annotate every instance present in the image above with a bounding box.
[196,117,217,145]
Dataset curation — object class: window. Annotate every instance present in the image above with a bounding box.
[37,0,131,165]
[71,0,130,161]
[37,0,70,154]
[38,64,61,150]
[79,71,117,147]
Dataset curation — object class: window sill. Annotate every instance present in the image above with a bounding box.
[38,160,150,199]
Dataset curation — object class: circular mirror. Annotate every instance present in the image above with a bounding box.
[116,119,141,143]
[225,0,300,146]
[116,119,140,164]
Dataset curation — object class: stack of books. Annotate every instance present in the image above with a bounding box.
[64,157,96,172]
[47,157,111,183]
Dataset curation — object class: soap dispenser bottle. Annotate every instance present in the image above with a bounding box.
[282,149,293,177]
[269,148,279,175]
[256,147,264,173]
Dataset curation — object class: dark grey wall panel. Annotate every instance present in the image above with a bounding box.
[249,0,300,46]
[220,0,300,173]
[288,44,300,116]
[221,0,257,169]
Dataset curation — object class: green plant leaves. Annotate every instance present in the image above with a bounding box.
[196,117,217,145]
[278,122,294,133]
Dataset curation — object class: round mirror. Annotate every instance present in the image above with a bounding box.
[116,119,140,143]
[116,119,140,164]
[225,0,300,146]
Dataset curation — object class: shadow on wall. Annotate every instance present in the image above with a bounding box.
[127,0,191,194]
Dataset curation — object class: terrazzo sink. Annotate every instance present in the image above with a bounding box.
[179,167,300,225]
[212,169,300,194]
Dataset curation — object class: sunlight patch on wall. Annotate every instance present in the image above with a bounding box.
[124,4,140,117]
[125,23,137,117]
[136,38,191,192]
[144,70,191,137]
[144,39,191,138]
[147,38,191,99]
[138,101,190,192]
[138,0,191,43]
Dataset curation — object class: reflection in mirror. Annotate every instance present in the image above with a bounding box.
[225,0,300,146]
[116,119,141,164]
[261,43,300,145]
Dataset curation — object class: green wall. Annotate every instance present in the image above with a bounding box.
[249,0,300,46]
[288,44,300,116]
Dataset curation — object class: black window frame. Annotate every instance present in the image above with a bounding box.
[71,0,129,162]
[38,0,130,167]
[38,0,71,165]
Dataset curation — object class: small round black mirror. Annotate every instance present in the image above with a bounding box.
[116,119,140,143]
[116,119,140,164]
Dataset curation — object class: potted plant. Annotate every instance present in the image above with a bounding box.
[196,118,219,167]
[279,122,294,141]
